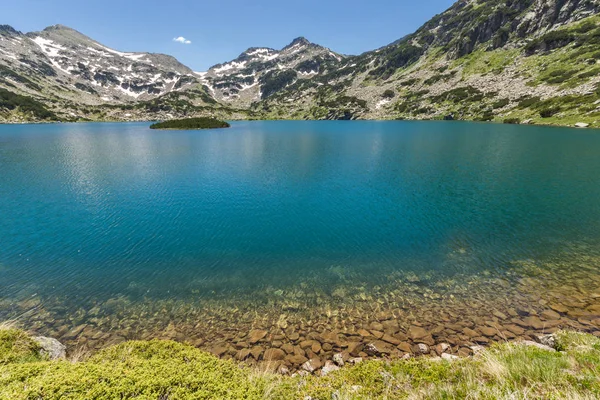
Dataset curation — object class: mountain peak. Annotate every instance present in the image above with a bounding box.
[0,25,20,36]
[42,24,76,32]
[284,37,311,49]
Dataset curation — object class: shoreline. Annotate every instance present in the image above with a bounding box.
[0,118,598,130]
[14,317,597,375]
[2,327,600,398]
[4,253,600,374]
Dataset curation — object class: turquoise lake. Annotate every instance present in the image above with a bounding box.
[1,120,599,351]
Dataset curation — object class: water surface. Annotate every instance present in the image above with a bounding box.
[1,121,599,360]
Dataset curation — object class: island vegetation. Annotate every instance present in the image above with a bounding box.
[149,117,230,130]
[1,326,599,399]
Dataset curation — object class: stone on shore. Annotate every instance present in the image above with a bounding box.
[263,348,286,361]
[441,353,459,360]
[519,340,556,352]
[33,336,66,360]
[321,360,340,376]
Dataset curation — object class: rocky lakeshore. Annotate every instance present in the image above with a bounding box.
[4,251,600,375]
[1,327,598,399]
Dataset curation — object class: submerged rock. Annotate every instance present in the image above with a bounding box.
[34,336,66,360]
[408,326,428,340]
[248,330,268,344]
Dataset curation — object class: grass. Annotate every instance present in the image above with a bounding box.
[1,328,599,399]
[454,48,520,77]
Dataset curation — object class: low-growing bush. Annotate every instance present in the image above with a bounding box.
[0,88,57,120]
[149,117,230,130]
[539,107,560,118]
[382,89,396,99]
[518,96,541,108]
[492,98,510,109]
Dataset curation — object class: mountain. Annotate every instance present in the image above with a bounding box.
[0,24,225,121]
[1,0,600,126]
[256,0,600,124]
[198,37,344,108]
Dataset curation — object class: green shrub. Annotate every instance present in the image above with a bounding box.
[260,70,297,99]
[0,88,57,120]
[540,107,560,118]
[0,329,41,365]
[518,96,541,108]
[430,86,483,103]
[503,118,520,124]
[368,43,425,80]
[542,68,579,84]
[382,89,396,98]
[525,30,575,54]
[492,98,510,109]
[400,78,419,86]
[149,117,230,130]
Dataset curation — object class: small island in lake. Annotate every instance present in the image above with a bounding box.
[149,117,230,130]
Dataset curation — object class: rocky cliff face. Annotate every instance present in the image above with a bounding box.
[1,0,599,125]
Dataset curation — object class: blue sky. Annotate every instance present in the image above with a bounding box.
[3,0,456,71]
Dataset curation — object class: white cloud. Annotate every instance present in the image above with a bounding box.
[173,36,192,45]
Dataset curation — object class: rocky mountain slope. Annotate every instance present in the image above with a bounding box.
[0,24,225,122]
[256,0,600,126]
[1,0,600,126]
[198,37,344,108]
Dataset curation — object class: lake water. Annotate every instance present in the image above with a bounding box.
[1,121,599,366]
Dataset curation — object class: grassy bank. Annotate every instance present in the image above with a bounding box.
[1,328,599,399]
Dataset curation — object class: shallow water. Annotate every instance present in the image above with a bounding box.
[1,121,599,366]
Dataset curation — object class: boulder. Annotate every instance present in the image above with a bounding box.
[301,358,323,373]
[535,334,556,349]
[366,341,393,355]
[33,336,66,360]
[415,343,429,354]
[575,122,590,128]
[285,353,308,365]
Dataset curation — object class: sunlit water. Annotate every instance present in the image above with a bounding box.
[1,121,599,356]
